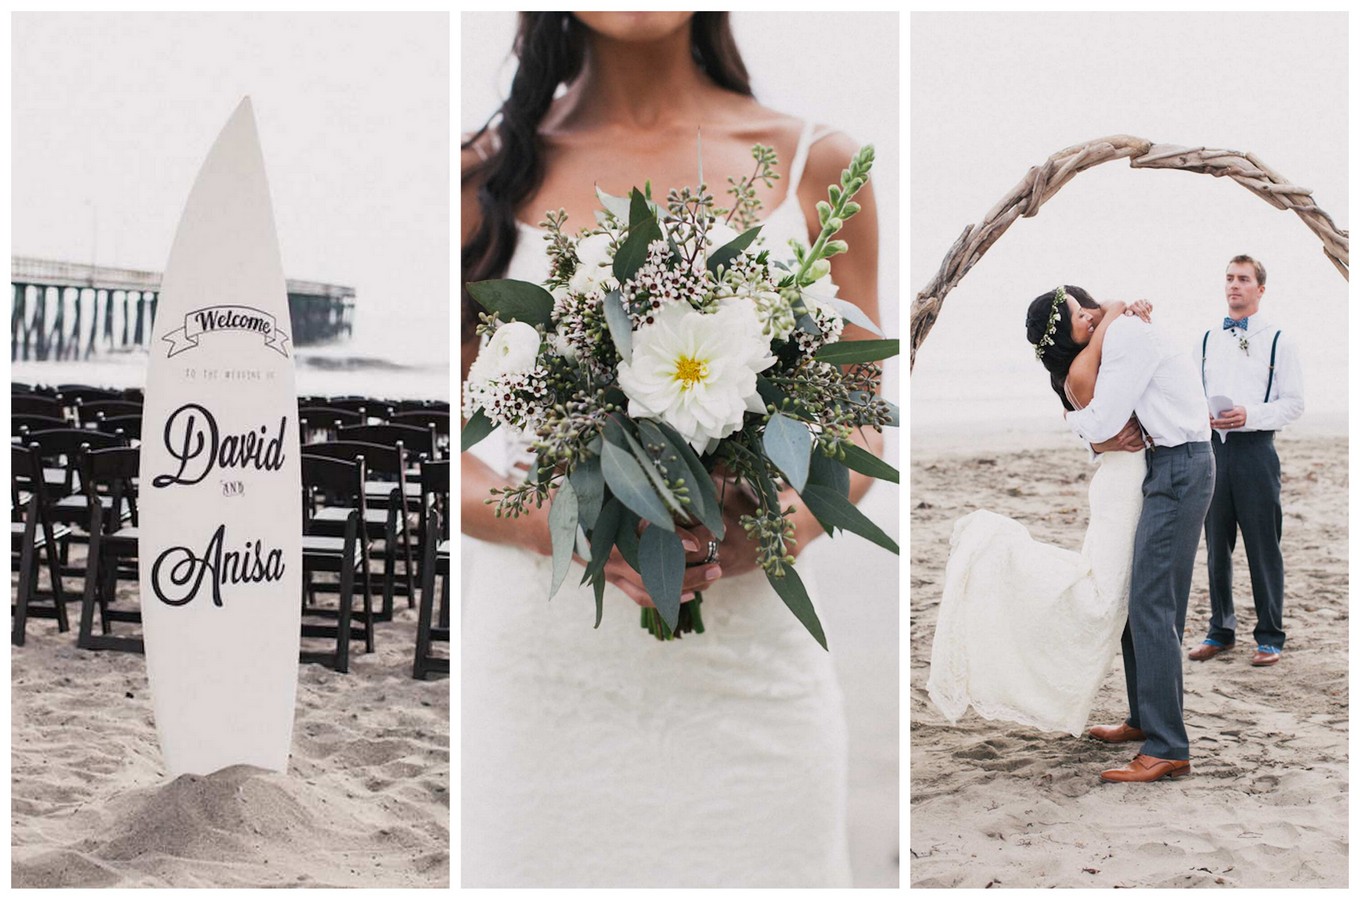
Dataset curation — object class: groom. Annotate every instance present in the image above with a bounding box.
[1065,297,1214,783]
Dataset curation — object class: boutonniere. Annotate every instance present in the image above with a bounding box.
[1238,335,1250,356]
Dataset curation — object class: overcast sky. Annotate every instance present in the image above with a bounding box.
[11,12,449,366]
[911,12,1348,444]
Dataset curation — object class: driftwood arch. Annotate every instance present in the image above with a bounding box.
[910,134,1350,370]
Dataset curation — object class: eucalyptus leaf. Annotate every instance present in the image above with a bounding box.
[801,484,899,554]
[547,477,579,599]
[706,225,762,274]
[616,424,684,516]
[613,190,662,282]
[763,413,812,493]
[756,376,787,409]
[839,442,899,484]
[592,574,606,629]
[808,452,851,498]
[813,338,900,365]
[570,454,605,531]
[616,509,642,570]
[796,312,822,336]
[460,408,496,452]
[628,187,651,229]
[636,419,706,526]
[613,218,662,283]
[639,525,684,632]
[881,398,901,428]
[823,296,884,336]
[595,187,632,221]
[466,279,555,328]
[583,497,622,586]
[601,440,674,530]
[766,566,828,651]
[649,420,724,538]
[602,290,633,361]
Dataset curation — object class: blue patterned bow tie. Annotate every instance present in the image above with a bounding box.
[1223,316,1249,331]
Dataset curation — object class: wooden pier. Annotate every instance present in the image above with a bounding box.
[11,256,356,362]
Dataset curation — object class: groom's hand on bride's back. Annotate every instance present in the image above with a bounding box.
[1091,417,1146,454]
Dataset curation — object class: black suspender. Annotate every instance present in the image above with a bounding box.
[1202,328,1283,402]
[1201,330,1210,390]
[1264,329,1282,402]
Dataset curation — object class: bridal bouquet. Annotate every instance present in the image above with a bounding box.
[462,144,898,648]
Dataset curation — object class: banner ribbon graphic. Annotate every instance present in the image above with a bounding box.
[162,305,291,358]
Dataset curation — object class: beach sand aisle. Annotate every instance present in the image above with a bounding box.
[11,584,449,888]
[909,434,1347,889]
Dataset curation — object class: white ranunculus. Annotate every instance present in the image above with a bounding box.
[617,301,776,454]
[569,232,617,295]
[468,320,541,388]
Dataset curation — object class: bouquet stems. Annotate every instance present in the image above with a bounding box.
[640,593,705,641]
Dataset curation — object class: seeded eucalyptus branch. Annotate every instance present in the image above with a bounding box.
[721,144,780,231]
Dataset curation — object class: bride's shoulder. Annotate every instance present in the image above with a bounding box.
[728,104,865,193]
[802,130,863,184]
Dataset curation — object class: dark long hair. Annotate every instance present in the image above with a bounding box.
[461,12,753,342]
[1025,284,1098,411]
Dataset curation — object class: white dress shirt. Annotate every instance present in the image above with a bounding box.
[1067,316,1211,447]
[1202,312,1304,433]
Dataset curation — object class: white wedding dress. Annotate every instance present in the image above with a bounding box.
[926,448,1145,736]
[462,123,854,888]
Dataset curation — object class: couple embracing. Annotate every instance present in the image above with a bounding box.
[929,277,1218,783]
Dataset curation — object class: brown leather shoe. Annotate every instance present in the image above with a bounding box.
[1251,646,1281,666]
[1100,754,1191,783]
[1088,722,1146,743]
[1188,641,1235,661]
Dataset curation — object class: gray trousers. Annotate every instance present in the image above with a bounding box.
[1122,442,1215,760]
[1203,431,1286,649]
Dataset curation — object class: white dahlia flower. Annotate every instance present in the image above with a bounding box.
[617,301,776,454]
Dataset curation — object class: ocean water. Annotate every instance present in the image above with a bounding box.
[11,308,451,401]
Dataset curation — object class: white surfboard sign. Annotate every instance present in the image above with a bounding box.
[139,97,302,777]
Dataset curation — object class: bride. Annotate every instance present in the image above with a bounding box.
[927,286,1151,736]
[460,12,883,888]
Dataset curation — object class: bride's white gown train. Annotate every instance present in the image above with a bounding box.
[462,123,854,887]
[927,449,1145,736]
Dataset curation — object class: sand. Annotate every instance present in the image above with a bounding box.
[909,433,1348,889]
[11,577,449,888]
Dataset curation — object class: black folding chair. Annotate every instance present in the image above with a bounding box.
[323,396,394,422]
[12,414,69,437]
[299,405,365,444]
[11,444,72,645]
[92,414,143,442]
[301,440,413,620]
[75,398,142,425]
[300,455,369,672]
[413,458,449,679]
[13,394,67,420]
[76,446,143,652]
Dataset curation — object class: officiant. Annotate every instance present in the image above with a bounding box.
[1191,255,1304,667]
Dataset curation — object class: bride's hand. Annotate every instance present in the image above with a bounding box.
[593,524,722,608]
[1124,299,1153,322]
[1091,416,1147,454]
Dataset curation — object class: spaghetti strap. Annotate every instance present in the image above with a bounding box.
[784,121,835,198]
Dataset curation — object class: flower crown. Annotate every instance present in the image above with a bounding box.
[1033,285,1065,361]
